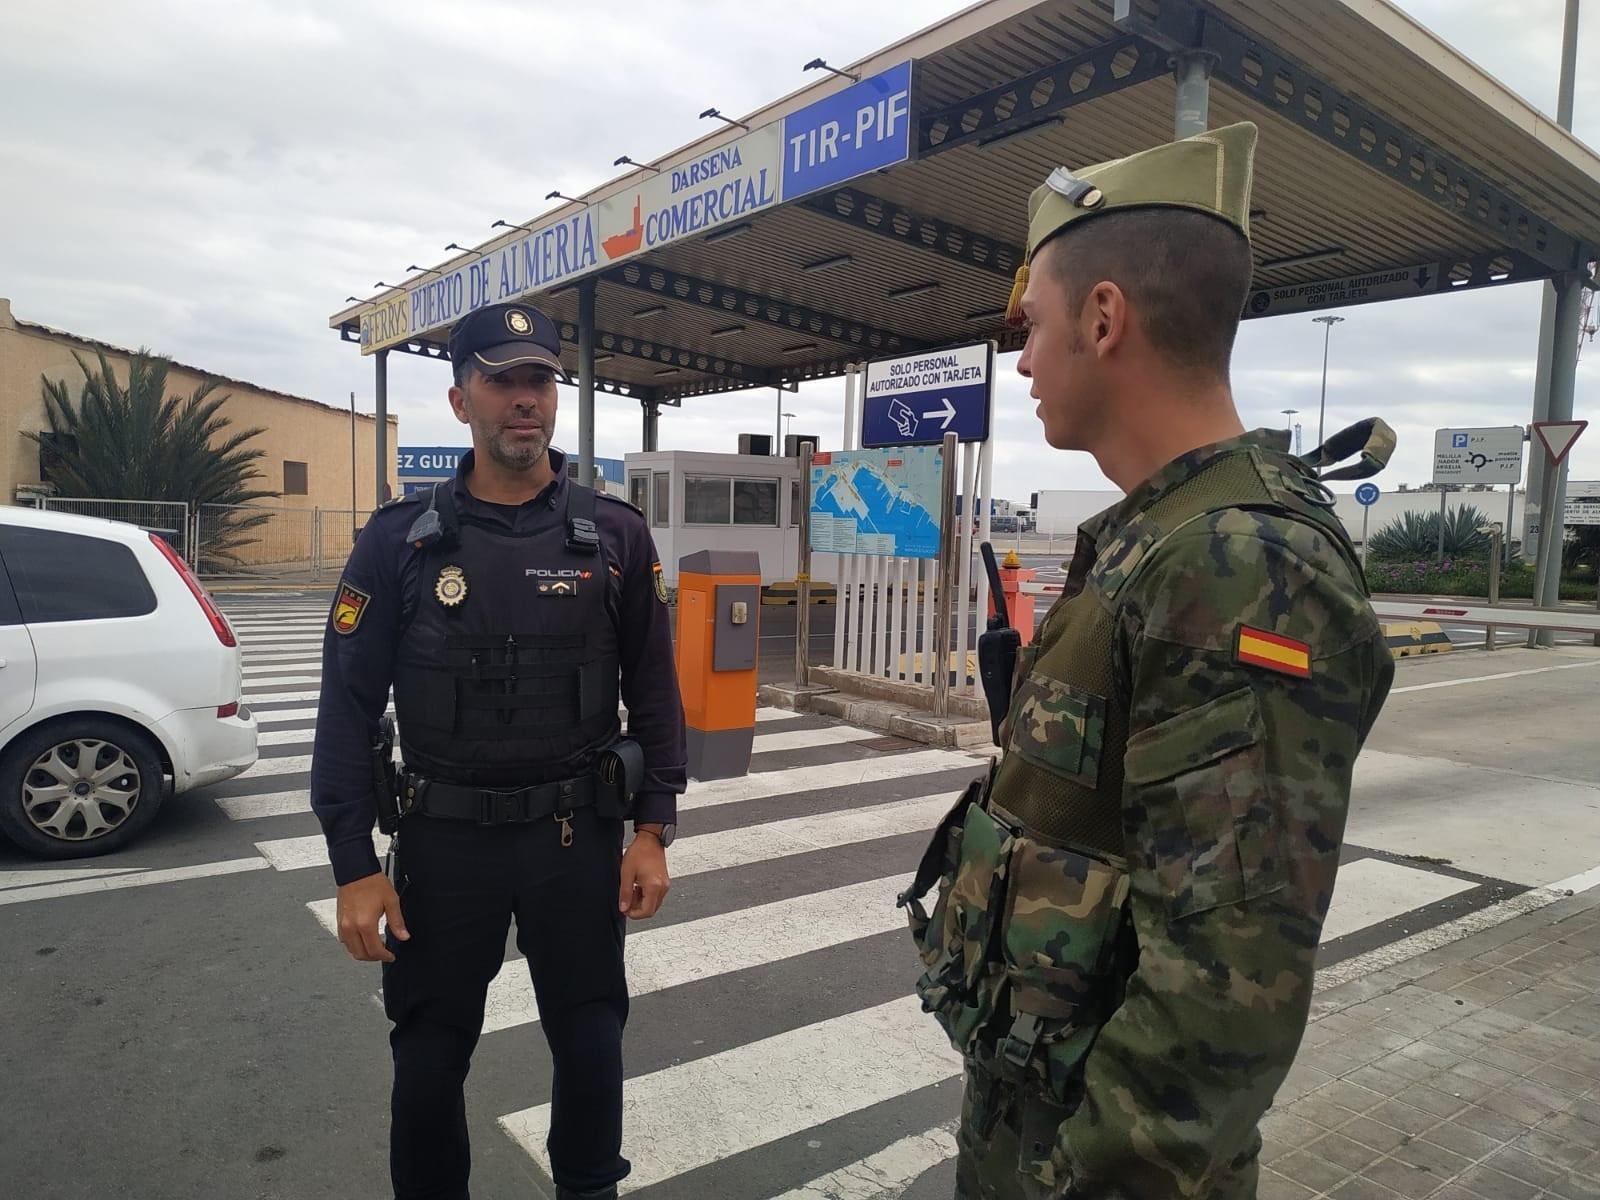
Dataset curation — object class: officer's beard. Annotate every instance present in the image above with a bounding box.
[485,425,549,473]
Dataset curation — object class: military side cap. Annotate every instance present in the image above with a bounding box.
[449,302,572,383]
[1006,121,1260,326]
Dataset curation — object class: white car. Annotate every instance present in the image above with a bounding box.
[0,505,258,858]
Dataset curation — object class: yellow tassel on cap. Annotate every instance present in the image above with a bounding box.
[1004,263,1029,328]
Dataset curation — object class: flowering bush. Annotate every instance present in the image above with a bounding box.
[1364,558,1595,600]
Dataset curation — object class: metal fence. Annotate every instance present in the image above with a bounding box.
[36,497,191,558]
[193,505,364,582]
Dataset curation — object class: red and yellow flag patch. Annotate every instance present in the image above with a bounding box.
[1235,625,1311,678]
[331,582,371,635]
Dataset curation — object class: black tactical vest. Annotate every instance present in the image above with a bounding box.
[391,481,621,787]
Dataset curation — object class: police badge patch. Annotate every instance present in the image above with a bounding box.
[435,565,468,607]
[331,581,370,635]
[652,562,668,605]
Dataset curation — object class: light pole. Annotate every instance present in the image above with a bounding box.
[1281,408,1298,442]
[1313,314,1345,450]
[781,411,796,445]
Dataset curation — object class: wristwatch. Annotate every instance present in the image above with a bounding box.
[636,822,676,849]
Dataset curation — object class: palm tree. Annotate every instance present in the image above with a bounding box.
[27,350,276,570]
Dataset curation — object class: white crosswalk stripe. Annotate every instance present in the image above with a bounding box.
[500,995,963,1194]
[196,596,1533,1200]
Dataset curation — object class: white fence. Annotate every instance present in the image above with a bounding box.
[824,366,994,709]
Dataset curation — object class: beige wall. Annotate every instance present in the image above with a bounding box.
[0,297,398,517]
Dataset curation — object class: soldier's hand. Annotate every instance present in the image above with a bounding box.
[619,834,671,920]
[336,872,410,963]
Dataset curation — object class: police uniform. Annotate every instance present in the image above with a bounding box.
[310,303,686,1200]
[900,125,1397,1198]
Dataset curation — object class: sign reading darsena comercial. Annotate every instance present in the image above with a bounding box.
[358,125,784,356]
[353,62,916,357]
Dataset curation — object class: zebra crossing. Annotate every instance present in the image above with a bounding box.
[208,595,1529,1200]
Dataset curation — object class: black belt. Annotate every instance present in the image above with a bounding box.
[400,772,601,825]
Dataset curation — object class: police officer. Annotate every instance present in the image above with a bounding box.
[310,301,687,1200]
[901,124,1396,1198]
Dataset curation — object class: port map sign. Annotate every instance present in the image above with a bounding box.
[357,62,915,355]
[809,446,944,559]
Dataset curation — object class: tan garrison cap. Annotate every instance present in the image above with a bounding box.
[1006,121,1260,326]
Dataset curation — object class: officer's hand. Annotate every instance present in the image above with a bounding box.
[336,872,410,963]
[619,834,671,920]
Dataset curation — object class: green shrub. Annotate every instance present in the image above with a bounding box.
[1368,504,1493,562]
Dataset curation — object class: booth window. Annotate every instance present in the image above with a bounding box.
[685,475,732,524]
[789,479,802,527]
[283,461,308,495]
[682,475,780,526]
[652,473,670,529]
[629,472,651,521]
[734,479,779,526]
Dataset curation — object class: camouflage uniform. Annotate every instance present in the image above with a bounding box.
[901,125,1396,1199]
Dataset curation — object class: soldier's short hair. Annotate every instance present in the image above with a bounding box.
[1039,208,1253,379]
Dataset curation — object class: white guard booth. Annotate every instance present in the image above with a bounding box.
[623,450,838,587]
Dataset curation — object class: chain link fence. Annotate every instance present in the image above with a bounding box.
[36,498,191,558]
[193,505,365,583]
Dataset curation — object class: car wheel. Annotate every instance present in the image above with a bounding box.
[0,719,167,859]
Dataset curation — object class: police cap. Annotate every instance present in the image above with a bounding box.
[448,302,572,383]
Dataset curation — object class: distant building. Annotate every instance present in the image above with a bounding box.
[1,297,396,511]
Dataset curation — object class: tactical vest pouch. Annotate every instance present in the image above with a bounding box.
[1123,685,1287,918]
[906,781,1015,1056]
[1000,671,1106,785]
[993,832,1131,1108]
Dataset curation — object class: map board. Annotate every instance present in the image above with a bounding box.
[808,447,944,559]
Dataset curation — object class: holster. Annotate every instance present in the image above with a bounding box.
[371,715,401,835]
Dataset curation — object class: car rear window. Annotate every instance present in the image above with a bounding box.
[0,526,158,623]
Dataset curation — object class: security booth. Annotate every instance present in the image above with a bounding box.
[626,448,837,587]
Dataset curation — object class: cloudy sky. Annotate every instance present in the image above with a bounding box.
[2,0,1597,501]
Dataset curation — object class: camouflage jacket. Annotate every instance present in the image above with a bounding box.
[993,429,1395,1198]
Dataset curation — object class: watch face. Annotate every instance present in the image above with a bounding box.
[657,823,677,849]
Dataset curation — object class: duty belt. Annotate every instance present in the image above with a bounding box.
[399,772,604,825]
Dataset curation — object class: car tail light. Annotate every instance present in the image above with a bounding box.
[149,534,237,647]
[217,701,240,719]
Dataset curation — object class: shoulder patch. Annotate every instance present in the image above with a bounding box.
[332,581,372,635]
[652,561,668,605]
[1236,625,1311,678]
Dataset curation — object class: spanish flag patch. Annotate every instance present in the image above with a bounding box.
[1236,625,1311,678]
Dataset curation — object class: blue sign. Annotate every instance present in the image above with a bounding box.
[860,343,993,449]
[782,61,914,200]
[1451,432,1469,449]
[1355,482,1381,507]
[397,446,466,478]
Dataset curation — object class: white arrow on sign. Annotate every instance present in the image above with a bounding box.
[1533,419,1588,465]
[921,397,956,431]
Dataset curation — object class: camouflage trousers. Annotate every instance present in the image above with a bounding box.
[953,1063,1261,1199]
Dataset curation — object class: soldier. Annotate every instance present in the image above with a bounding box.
[901,122,1396,1198]
[311,301,686,1200]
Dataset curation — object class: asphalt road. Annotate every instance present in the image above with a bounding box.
[1,591,1597,1200]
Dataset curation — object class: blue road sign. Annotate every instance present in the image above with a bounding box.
[782,61,914,200]
[1355,482,1381,506]
[860,343,993,449]
[397,446,466,478]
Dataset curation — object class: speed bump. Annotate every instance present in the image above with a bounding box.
[1381,621,1453,658]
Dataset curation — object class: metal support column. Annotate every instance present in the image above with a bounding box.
[642,397,660,452]
[1528,272,1586,646]
[1172,50,1216,138]
[577,278,597,487]
[1522,0,1582,562]
[374,350,389,509]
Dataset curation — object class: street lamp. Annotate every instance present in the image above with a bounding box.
[1281,408,1300,455]
[1312,314,1345,450]
[782,411,797,441]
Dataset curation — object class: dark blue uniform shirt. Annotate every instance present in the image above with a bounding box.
[310,450,687,885]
